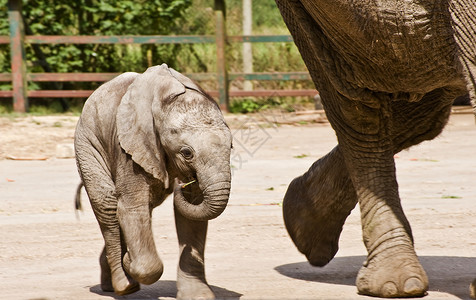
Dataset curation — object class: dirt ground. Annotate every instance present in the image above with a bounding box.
[1,110,476,300]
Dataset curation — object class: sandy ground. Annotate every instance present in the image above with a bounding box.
[0,111,475,300]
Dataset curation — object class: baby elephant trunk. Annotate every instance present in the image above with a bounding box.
[173,171,231,221]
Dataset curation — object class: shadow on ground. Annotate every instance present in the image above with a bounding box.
[275,255,476,299]
[90,280,242,299]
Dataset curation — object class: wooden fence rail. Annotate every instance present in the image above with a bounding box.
[1,0,315,112]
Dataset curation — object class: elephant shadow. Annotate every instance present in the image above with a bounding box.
[275,255,476,299]
[89,280,242,299]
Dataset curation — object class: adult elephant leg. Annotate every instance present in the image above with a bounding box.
[174,206,214,300]
[283,146,358,266]
[351,151,428,298]
[390,88,459,152]
[284,87,458,270]
[325,92,429,298]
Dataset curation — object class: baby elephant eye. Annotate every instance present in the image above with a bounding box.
[180,147,194,159]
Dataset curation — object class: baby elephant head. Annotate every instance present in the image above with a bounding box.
[116,64,232,221]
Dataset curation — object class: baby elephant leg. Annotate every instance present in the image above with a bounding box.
[174,209,215,300]
[99,246,113,292]
[117,187,164,285]
[92,190,139,295]
[283,146,358,266]
[99,240,138,294]
[76,151,139,295]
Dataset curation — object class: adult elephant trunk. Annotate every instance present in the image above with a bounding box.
[173,169,231,221]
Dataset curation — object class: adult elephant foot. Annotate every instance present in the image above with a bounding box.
[177,273,215,300]
[283,147,358,266]
[356,250,428,297]
[470,279,476,299]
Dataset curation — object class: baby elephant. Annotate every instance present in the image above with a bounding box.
[75,64,232,299]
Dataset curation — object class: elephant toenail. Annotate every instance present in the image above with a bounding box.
[404,277,425,295]
[381,282,398,297]
[470,279,476,299]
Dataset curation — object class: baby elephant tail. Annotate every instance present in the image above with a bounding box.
[75,182,84,211]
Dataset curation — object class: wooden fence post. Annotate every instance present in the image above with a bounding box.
[8,0,28,113]
[214,0,229,111]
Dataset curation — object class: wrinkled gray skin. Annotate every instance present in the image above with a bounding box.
[75,64,232,299]
[275,0,476,298]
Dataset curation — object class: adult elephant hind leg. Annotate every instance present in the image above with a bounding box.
[348,141,428,298]
[75,147,139,295]
[283,146,358,267]
[174,207,214,300]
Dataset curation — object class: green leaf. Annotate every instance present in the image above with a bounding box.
[441,195,463,199]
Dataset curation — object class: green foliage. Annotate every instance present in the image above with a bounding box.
[0,0,193,74]
[0,0,312,113]
[229,94,315,113]
[223,0,314,112]
[0,102,12,114]
[0,0,195,111]
[230,98,261,113]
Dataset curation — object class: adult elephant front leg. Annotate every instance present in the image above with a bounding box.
[326,95,428,297]
[283,146,358,266]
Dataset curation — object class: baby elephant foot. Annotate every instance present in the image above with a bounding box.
[112,277,140,296]
[123,252,164,285]
[177,276,215,300]
[99,251,139,295]
[356,253,428,298]
[104,266,140,295]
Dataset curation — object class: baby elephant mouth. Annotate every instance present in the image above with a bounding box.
[181,179,197,188]
[177,176,203,205]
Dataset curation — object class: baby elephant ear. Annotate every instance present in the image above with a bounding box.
[168,67,204,93]
[116,64,186,189]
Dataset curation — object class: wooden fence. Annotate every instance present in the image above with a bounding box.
[1,0,316,112]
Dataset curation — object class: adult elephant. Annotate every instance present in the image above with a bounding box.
[275,1,475,298]
[75,64,232,299]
